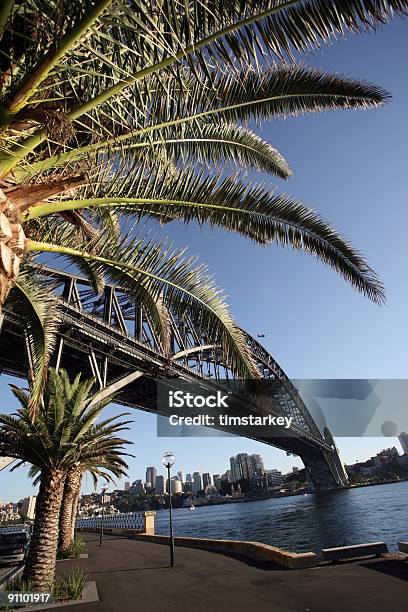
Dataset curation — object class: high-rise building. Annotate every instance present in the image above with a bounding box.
[183,481,193,493]
[177,470,184,484]
[250,454,264,476]
[230,456,238,482]
[185,473,192,482]
[146,466,157,488]
[171,478,182,494]
[266,469,283,487]
[130,480,145,494]
[202,473,211,489]
[20,496,36,520]
[212,474,221,490]
[192,471,202,493]
[155,475,165,494]
[398,432,408,454]
[124,481,130,492]
[239,453,252,480]
[230,454,252,482]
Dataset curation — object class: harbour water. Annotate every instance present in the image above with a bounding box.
[154,481,407,552]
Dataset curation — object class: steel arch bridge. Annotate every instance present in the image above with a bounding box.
[0,266,348,490]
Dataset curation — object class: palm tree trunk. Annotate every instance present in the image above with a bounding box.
[0,178,82,310]
[0,188,25,309]
[58,466,82,553]
[70,474,83,542]
[22,468,66,590]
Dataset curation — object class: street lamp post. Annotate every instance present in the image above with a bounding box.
[161,451,175,567]
[99,486,107,547]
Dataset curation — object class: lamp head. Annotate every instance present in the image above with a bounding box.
[161,451,175,468]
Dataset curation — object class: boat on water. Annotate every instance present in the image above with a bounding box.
[190,504,195,510]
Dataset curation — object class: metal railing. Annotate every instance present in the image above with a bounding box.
[76,512,145,532]
[0,524,29,534]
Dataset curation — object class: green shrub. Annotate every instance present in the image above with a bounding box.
[57,536,86,559]
[0,569,86,608]
[53,569,86,602]
[3,576,33,591]
[0,577,34,611]
[69,536,86,558]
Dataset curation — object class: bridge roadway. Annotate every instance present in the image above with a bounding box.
[0,266,348,489]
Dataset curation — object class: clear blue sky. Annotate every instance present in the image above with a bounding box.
[1,19,407,501]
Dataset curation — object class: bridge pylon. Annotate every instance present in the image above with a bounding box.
[302,428,349,490]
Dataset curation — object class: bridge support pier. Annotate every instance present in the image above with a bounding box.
[302,428,349,490]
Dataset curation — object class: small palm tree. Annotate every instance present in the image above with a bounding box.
[58,466,83,553]
[0,368,132,590]
[60,456,128,552]
[29,452,129,553]
[59,463,125,553]
[0,1,405,384]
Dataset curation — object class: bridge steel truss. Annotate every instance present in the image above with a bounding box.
[0,266,348,489]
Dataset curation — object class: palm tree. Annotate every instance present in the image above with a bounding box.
[59,466,83,551]
[29,452,129,553]
[60,457,128,552]
[0,368,132,590]
[1,1,405,385]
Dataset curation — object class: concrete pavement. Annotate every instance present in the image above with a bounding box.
[64,533,408,612]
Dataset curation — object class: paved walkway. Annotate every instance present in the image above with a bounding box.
[65,534,408,612]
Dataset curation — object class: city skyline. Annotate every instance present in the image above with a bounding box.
[130,451,275,486]
[3,438,406,507]
[117,438,408,492]
[79,442,408,507]
[1,423,407,502]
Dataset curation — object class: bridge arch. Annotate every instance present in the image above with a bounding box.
[0,266,348,489]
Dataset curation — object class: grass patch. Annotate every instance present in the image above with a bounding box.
[57,536,86,560]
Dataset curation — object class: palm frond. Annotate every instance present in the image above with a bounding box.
[22,122,292,179]
[135,64,390,139]
[28,235,260,378]
[3,0,403,135]
[1,63,390,177]
[0,1,392,378]
[25,164,385,303]
[0,369,133,473]
[5,266,60,419]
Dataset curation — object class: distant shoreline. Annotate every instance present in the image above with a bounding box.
[347,477,407,491]
[169,477,408,511]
